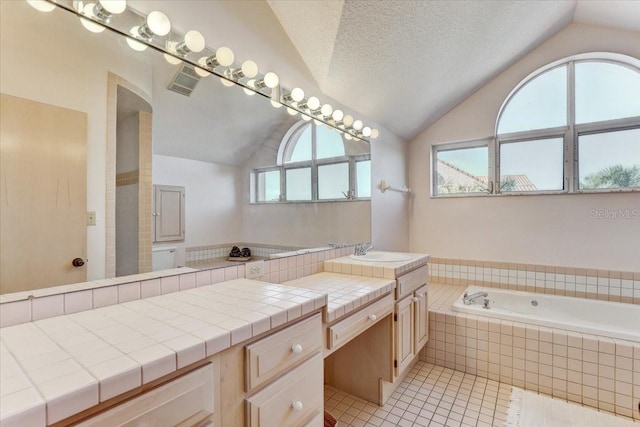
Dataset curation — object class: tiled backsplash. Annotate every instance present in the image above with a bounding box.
[429,257,640,305]
[421,284,640,420]
[185,242,304,264]
[0,247,354,328]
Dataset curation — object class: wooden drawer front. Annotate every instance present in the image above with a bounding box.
[246,354,323,427]
[78,364,215,427]
[328,293,394,351]
[396,265,428,299]
[302,410,324,427]
[414,285,429,351]
[246,314,322,392]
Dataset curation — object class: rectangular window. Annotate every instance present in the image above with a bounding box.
[256,170,280,202]
[434,145,489,195]
[356,160,371,198]
[318,162,349,200]
[578,128,640,190]
[285,167,312,201]
[499,137,564,192]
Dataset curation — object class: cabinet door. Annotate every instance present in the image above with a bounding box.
[395,296,414,376]
[414,285,429,352]
[154,185,185,242]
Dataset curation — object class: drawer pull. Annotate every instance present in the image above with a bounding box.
[368,314,377,322]
[291,344,303,354]
[291,400,304,412]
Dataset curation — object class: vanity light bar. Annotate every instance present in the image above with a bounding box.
[31,0,378,142]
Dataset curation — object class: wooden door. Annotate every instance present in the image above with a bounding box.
[394,295,414,376]
[414,285,429,351]
[153,185,185,242]
[0,93,87,294]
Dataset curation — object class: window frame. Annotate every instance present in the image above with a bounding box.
[252,121,372,204]
[431,53,640,198]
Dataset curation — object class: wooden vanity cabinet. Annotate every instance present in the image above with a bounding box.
[394,284,429,377]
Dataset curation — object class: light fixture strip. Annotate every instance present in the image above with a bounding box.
[40,0,376,141]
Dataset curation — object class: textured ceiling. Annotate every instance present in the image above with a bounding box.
[268,0,576,140]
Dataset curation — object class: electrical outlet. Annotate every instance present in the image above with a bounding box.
[87,211,96,226]
[245,260,264,279]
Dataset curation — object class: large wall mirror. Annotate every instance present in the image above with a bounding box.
[0,1,371,296]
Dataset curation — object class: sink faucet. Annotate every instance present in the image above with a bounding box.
[463,291,488,305]
[354,242,374,256]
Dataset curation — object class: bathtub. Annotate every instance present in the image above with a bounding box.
[451,286,640,342]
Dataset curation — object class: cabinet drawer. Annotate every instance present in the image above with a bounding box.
[246,314,321,392]
[245,354,323,427]
[396,265,428,299]
[78,364,215,426]
[327,293,394,351]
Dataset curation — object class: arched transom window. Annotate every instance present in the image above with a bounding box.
[253,121,371,202]
[432,53,640,196]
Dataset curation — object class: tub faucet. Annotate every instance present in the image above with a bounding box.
[463,291,488,305]
[354,242,374,256]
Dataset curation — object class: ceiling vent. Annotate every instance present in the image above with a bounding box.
[167,64,201,96]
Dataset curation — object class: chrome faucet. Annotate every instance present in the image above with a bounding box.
[354,242,374,256]
[463,291,488,305]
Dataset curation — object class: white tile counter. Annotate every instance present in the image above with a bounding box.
[324,251,430,279]
[0,279,327,427]
[284,272,395,323]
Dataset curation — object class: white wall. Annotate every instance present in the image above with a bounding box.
[0,2,153,280]
[152,155,243,266]
[408,23,640,271]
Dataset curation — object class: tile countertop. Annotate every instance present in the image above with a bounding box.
[324,251,430,280]
[0,279,327,427]
[284,272,395,323]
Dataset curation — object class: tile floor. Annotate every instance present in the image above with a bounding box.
[325,361,511,427]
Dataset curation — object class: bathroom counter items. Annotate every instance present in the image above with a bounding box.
[0,278,327,427]
[324,251,430,280]
[284,272,395,323]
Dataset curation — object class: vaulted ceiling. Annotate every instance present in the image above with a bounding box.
[128,0,640,144]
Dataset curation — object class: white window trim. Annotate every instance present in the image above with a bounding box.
[432,53,640,198]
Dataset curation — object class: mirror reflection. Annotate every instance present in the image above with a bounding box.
[0,1,371,295]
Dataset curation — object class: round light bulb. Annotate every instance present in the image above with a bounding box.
[163,53,182,65]
[196,57,211,77]
[220,77,235,87]
[244,80,256,96]
[320,104,333,117]
[216,47,234,67]
[270,100,283,108]
[241,60,258,78]
[126,28,148,51]
[286,107,298,116]
[98,0,126,15]
[344,133,353,140]
[343,115,354,127]
[302,114,312,122]
[146,11,171,36]
[362,127,372,137]
[80,4,105,33]
[353,120,363,131]
[371,129,379,139]
[332,109,344,121]
[306,96,320,110]
[263,72,279,89]
[290,87,305,102]
[27,0,56,12]
[184,30,205,53]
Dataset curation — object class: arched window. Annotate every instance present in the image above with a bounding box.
[253,121,371,203]
[433,53,640,196]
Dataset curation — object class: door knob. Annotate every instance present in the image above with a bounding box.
[72,258,86,267]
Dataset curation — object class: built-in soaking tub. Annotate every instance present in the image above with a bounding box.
[452,286,640,342]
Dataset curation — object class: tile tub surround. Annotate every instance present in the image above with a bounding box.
[0,278,327,426]
[284,272,396,322]
[421,283,640,421]
[0,246,355,328]
[428,257,640,304]
[325,252,430,279]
